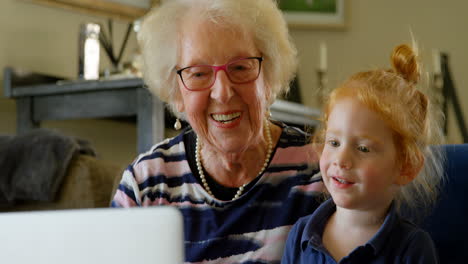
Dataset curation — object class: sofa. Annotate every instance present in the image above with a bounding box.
[420,144,468,262]
[0,129,123,212]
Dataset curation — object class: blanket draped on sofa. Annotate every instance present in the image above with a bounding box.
[0,129,95,204]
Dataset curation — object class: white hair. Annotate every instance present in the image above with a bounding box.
[137,0,298,117]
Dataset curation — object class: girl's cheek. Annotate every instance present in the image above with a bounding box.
[319,152,329,173]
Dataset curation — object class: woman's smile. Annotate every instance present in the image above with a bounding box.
[211,111,242,124]
[210,111,243,128]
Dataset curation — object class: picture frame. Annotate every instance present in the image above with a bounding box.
[279,0,346,29]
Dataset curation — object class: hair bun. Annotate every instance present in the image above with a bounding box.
[391,44,420,84]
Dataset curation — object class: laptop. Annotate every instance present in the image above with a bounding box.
[0,206,184,264]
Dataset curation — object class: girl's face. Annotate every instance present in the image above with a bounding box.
[320,98,402,211]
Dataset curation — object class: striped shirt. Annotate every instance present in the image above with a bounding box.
[111,124,324,264]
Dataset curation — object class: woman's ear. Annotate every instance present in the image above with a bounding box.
[395,155,424,186]
[264,91,272,107]
[175,100,185,113]
[173,90,185,113]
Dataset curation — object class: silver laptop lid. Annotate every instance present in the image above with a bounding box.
[0,206,184,264]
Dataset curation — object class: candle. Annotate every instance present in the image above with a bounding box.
[319,42,327,71]
[432,49,441,75]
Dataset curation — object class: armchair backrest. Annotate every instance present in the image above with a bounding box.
[421,144,468,262]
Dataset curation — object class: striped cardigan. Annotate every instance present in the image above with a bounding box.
[112,125,324,264]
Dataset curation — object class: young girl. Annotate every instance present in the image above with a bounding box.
[282,44,444,263]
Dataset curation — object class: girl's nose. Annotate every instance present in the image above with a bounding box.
[333,147,352,170]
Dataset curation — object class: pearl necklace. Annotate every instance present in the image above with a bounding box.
[195,120,273,200]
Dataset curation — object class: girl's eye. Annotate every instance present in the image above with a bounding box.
[328,140,340,147]
[357,145,370,153]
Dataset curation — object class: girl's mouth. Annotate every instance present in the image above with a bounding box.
[333,177,351,184]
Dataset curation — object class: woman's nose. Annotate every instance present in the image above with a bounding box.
[210,70,234,103]
[333,147,352,170]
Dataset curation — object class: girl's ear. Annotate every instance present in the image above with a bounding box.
[395,155,424,186]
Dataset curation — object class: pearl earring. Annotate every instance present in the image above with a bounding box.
[174,118,182,130]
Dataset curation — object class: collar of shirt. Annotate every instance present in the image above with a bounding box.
[300,198,398,257]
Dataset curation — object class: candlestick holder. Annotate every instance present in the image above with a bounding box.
[432,72,444,113]
[316,69,328,106]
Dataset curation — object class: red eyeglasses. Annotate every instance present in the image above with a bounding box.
[176,57,263,91]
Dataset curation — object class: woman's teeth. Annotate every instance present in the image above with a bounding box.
[212,112,241,123]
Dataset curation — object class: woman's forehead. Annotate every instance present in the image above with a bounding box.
[178,19,258,65]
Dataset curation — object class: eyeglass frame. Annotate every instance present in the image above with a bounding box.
[175,57,263,91]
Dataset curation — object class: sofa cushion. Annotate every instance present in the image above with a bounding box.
[422,144,468,262]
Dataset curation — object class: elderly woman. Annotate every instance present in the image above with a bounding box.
[111,0,324,262]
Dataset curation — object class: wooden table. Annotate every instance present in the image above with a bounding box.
[3,68,164,154]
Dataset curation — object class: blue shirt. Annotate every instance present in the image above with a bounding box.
[282,199,439,264]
